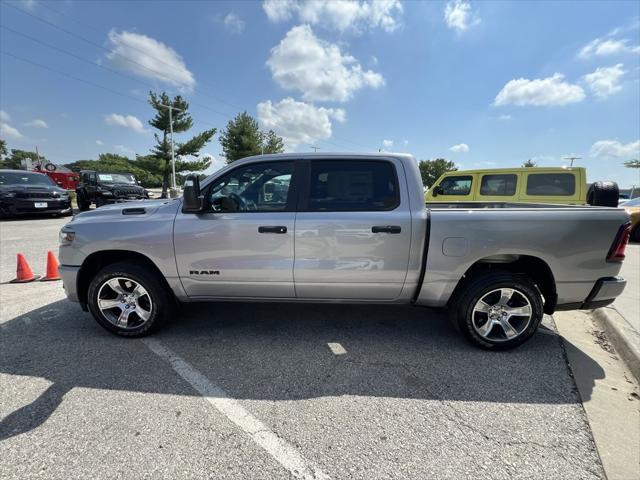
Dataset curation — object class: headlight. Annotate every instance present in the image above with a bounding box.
[101,191,114,197]
[59,228,76,245]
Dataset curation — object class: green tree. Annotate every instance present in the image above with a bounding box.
[624,159,640,168]
[219,112,285,163]
[0,149,42,169]
[522,159,537,167]
[0,139,7,160]
[148,91,216,198]
[418,158,457,188]
[262,130,285,155]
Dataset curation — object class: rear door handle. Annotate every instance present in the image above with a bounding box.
[371,225,401,234]
[258,226,287,234]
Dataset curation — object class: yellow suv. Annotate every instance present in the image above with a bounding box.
[426,167,618,206]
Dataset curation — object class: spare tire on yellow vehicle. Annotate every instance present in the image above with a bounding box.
[587,181,619,207]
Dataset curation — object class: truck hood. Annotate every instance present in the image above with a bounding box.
[72,199,179,222]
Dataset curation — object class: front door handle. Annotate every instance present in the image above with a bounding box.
[258,226,287,234]
[371,225,401,234]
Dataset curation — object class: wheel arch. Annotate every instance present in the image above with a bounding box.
[77,250,174,306]
[449,254,557,314]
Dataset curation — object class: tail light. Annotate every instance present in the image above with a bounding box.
[607,222,631,262]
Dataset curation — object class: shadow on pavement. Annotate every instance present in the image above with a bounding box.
[0,299,604,440]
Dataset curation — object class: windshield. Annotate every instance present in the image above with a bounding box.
[0,171,56,186]
[97,173,137,184]
[623,197,640,207]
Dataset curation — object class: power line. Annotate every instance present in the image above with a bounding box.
[5,0,247,113]
[0,50,219,131]
[1,0,377,152]
[0,24,232,121]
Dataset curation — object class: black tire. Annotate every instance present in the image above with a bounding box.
[76,190,90,211]
[87,262,173,337]
[587,181,619,207]
[448,272,544,350]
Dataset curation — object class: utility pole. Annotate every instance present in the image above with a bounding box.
[310,145,320,152]
[159,103,184,198]
[563,155,581,167]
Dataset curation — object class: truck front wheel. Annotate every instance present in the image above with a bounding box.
[449,272,543,350]
[76,190,90,211]
[87,262,172,337]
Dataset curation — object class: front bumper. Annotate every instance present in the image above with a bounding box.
[59,265,81,303]
[556,276,626,311]
[0,198,72,216]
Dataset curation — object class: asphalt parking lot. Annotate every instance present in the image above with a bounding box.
[0,215,610,479]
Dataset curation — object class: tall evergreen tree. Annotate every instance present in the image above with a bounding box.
[219,112,284,163]
[148,91,216,198]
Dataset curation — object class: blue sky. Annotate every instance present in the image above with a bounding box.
[0,0,639,187]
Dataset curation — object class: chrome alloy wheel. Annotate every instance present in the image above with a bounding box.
[471,288,533,342]
[96,277,153,330]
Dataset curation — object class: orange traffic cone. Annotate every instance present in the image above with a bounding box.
[41,251,61,281]
[10,253,40,283]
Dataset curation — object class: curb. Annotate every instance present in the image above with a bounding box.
[592,307,640,382]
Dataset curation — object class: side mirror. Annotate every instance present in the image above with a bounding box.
[182,174,203,213]
[432,185,442,197]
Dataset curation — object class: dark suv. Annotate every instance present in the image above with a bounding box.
[0,169,72,218]
[76,170,149,210]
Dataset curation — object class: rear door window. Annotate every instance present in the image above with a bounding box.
[526,173,575,196]
[438,175,473,195]
[307,160,399,211]
[480,174,517,196]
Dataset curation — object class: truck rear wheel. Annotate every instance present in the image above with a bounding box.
[87,262,172,337]
[449,272,543,350]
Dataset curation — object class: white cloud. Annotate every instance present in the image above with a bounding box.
[0,122,24,139]
[382,139,393,149]
[583,64,625,98]
[24,119,48,128]
[266,25,384,102]
[104,113,147,133]
[0,110,10,122]
[494,73,585,107]
[449,143,469,153]
[96,140,104,146]
[262,0,403,33]
[590,139,640,158]
[578,37,640,59]
[444,0,480,32]
[257,97,345,149]
[498,114,512,121]
[106,30,195,91]
[224,13,246,34]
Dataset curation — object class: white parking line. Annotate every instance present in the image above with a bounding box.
[143,338,330,480]
[327,342,347,355]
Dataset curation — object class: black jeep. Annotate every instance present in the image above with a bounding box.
[76,170,149,210]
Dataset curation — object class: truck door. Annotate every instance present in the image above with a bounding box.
[294,158,412,300]
[173,160,297,298]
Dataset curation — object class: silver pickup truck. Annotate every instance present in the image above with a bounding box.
[58,153,631,349]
